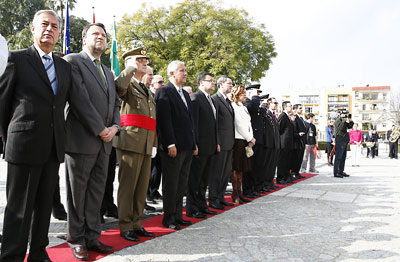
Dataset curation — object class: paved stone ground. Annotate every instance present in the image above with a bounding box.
[0,144,399,261]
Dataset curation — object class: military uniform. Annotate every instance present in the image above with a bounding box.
[113,49,156,233]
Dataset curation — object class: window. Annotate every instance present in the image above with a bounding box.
[328,95,338,102]
[371,93,378,100]
[305,107,313,113]
[362,114,371,120]
[362,104,367,110]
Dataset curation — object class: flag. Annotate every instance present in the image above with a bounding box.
[110,17,120,77]
[63,1,70,54]
[92,6,95,23]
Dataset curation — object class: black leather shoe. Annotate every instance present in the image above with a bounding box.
[104,211,118,219]
[253,192,261,197]
[134,228,155,237]
[120,231,140,242]
[71,246,89,261]
[145,203,156,211]
[186,211,206,218]
[146,194,157,204]
[277,180,288,185]
[256,189,267,193]
[341,172,350,177]
[209,202,225,210]
[176,218,192,226]
[87,241,114,254]
[52,208,67,221]
[202,209,217,215]
[220,200,234,206]
[295,174,306,179]
[27,259,53,262]
[163,222,180,230]
[244,193,257,198]
[334,174,344,178]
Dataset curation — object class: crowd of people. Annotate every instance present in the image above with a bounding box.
[0,9,398,262]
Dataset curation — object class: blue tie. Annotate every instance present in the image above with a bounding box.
[43,54,58,94]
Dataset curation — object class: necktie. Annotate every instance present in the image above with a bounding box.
[139,82,149,97]
[43,54,57,94]
[178,88,188,108]
[94,59,108,89]
[273,111,278,122]
[207,95,216,119]
[225,97,233,111]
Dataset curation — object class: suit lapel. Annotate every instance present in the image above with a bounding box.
[198,91,214,118]
[168,83,189,111]
[53,55,65,97]
[80,51,108,96]
[217,92,233,115]
[26,46,53,93]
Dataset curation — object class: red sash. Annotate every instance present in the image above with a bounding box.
[120,114,156,131]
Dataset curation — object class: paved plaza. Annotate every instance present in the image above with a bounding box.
[0,144,399,261]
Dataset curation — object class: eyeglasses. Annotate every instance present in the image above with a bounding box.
[203,79,215,83]
[157,80,165,84]
[273,102,279,105]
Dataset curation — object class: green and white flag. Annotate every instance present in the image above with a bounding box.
[110,17,120,77]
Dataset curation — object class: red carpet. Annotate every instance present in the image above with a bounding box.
[36,173,317,261]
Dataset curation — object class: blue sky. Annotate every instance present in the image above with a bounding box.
[72,0,400,93]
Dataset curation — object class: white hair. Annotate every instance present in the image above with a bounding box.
[151,74,163,84]
[167,60,185,78]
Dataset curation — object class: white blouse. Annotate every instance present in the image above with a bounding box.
[232,101,253,142]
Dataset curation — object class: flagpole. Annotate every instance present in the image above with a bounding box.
[63,0,68,54]
[92,6,95,23]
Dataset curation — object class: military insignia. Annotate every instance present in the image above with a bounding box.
[141,49,147,56]
[137,99,141,109]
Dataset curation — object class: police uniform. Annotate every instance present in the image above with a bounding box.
[113,48,157,235]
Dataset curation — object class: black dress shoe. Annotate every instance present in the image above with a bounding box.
[209,202,225,210]
[256,189,267,193]
[100,215,105,224]
[253,192,261,197]
[71,246,89,261]
[27,259,53,262]
[163,222,181,230]
[134,228,155,237]
[202,209,217,215]
[52,208,67,221]
[146,194,157,204]
[145,203,156,211]
[220,200,234,206]
[244,193,257,198]
[187,211,206,218]
[104,211,118,219]
[120,231,140,242]
[334,174,344,178]
[87,241,114,254]
[176,218,192,226]
[277,180,288,185]
[341,172,350,177]
[295,174,306,179]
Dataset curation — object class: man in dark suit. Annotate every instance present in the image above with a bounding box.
[277,101,295,184]
[154,60,198,230]
[0,11,108,262]
[64,23,120,260]
[264,97,281,190]
[209,76,235,209]
[243,89,269,197]
[186,72,219,218]
[292,104,307,179]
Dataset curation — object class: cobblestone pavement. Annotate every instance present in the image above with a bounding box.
[0,145,399,261]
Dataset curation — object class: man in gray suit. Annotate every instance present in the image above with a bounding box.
[209,75,235,209]
[64,23,120,261]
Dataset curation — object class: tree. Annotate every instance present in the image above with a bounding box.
[387,89,400,126]
[117,0,277,87]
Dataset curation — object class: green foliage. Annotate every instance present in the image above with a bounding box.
[117,0,277,87]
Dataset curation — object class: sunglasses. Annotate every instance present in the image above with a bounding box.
[157,80,165,84]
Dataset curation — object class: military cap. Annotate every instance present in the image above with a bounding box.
[245,84,262,93]
[259,94,269,100]
[122,47,149,60]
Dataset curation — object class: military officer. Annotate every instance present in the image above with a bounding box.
[113,47,157,242]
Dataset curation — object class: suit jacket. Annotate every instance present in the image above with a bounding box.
[113,66,157,155]
[265,110,281,149]
[294,115,307,148]
[244,96,265,145]
[64,51,120,155]
[211,91,234,151]
[278,112,294,150]
[154,82,196,151]
[190,90,219,155]
[0,46,105,164]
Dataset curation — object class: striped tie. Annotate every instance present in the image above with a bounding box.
[43,54,57,94]
[94,59,108,89]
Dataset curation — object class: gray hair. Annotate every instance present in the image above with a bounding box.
[152,75,163,84]
[167,60,185,78]
[183,86,192,93]
[33,10,62,27]
[216,75,231,88]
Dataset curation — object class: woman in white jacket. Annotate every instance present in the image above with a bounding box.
[231,86,255,204]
